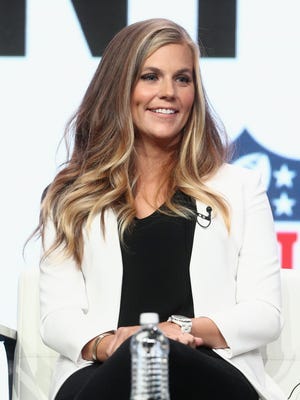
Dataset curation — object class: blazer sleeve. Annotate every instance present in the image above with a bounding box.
[39,219,112,365]
[207,168,283,358]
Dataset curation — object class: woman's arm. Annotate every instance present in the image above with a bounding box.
[190,317,227,348]
[82,333,116,362]
[39,219,116,364]
[202,168,282,357]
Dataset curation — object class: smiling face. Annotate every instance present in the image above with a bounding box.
[131,43,195,148]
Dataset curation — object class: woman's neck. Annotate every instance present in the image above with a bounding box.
[135,138,177,179]
[134,140,177,218]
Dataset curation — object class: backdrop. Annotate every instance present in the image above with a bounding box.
[0,0,299,329]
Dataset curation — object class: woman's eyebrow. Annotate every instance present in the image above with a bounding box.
[141,67,193,75]
[141,67,161,73]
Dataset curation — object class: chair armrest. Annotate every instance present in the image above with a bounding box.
[0,324,17,341]
[0,323,17,368]
[0,323,17,364]
[0,324,17,400]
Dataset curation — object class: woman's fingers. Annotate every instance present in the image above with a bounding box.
[105,323,204,359]
[194,336,204,347]
[174,332,198,348]
[159,321,203,348]
[105,326,139,357]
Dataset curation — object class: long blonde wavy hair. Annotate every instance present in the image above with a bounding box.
[39,18,230,266]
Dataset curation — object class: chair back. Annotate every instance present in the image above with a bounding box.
[262,268,300,397]
[12,267,58,400]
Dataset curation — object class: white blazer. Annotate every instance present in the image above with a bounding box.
[39,164,286,400]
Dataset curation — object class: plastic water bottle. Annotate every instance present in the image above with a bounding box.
[130,312,170,400]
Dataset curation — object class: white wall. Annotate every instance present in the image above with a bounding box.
[0,0,299,329]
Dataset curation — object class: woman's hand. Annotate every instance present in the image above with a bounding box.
[82,326,139,362]
[158,321,203,348]
[104,322,203,359]
[190,317,228,349]
[82,321,205,363]
[104,325,140,358]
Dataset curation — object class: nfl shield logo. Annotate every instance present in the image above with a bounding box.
[232,130,300,269]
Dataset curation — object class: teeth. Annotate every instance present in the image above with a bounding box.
[152,108,176,114]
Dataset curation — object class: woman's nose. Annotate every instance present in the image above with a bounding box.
[158,78,176,99]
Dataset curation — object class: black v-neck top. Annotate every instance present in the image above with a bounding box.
[117,192,197,327]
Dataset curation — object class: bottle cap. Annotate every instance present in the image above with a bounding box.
[139,312,159,325]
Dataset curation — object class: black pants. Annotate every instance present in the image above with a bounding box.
[56,339,259,400]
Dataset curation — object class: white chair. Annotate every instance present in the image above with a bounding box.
[8,267,300,399]
[0,324,17,400]
[12,267,58,400]
[0,340,10,400]
[262,268,300,398]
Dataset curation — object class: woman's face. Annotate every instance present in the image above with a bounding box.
[131,43,195,147]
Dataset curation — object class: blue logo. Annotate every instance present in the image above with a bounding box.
[232,130,299,222]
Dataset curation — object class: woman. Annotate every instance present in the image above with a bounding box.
[38,18,285,399]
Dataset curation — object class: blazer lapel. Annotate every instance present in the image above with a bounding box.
[88,209,123,328]
[189,198,234,317]
[190,200,214,316]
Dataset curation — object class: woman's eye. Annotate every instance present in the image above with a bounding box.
[141,73,158,81]
[177,75,191,84]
